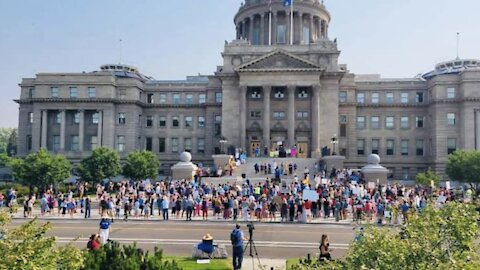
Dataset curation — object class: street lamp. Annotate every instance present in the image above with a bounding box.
[219,136,228,154]
[330,134,338,156]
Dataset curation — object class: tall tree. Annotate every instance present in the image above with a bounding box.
[0,153,10,167]
[415,168,441,187]
[446,150,480,189]
[123,150,159,181]
[10,149,72,193]
[0,127,14,154]
[6,128,17,156]
[78,147,121,184]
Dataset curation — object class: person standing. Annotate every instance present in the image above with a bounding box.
[84,197,91,218]
[98,216,112,245]
[231,224,246,270]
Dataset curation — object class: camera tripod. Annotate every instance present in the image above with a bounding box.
[243,224,262,270]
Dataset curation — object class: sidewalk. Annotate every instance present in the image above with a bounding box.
[7,206,354,226]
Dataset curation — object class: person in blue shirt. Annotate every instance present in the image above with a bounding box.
[231,224,246,270]
[98,216,111,245]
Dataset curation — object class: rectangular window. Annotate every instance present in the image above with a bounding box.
[185,94,193,104]
[91,136,98,150]
[297,89,308,99]
[357,139,365,155]
[401,139,409,156]
[92,113,99,124]
[184,138,192,152]
[26,135,32,151]
[69,87,78,98]
[447,138,457,154]
[28,112,34,124]
[197,138,205,154]
[273,111,285,120]
[56,112,62,124]
[401,92,409,103]
[302,26,310,44]
[53,135,60,152]
[199,94,206,104]
[119,89,126,100]
[185,116,193,127]
[215,92,222,103]
[172,116,179,127]
[117,136,125,152]
[371,139,380,155]
[51,87,59,98]
[158,138,166,153]
[447,87,456,99]
[371,116,380,129]
[415,92,424,103]
[171,138,179,153]
[118,113,126,125]
[340,116,347,137]
[402,168,410,180]
[386,92,394,104]
[198,116,205,128]
[416,116,424,128]
[385,116,394,129]
[400,116,409,129]
[173,94,181,104]
[145,137,153,151]
[71,135,79,151]
[159,116,166,127]
[296,111,309,119]
[215,115,222,136]
[146,116,153,127]
[339,91,347,103]
[28,87,35,98]
[88,87,96,98]
[74,112,80,124]
[447,113,456,126]
[356,116,366,129]
[416,139,424,156]
[147,94,154,104]
[386,139,395,155]
[371,92,379,104]
[356,93,365,104]
[276,24,286,44]
[159,94,167,104]
[274,89,285,99]
[250,111,261,118]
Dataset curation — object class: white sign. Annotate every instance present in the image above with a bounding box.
[321,178,328,185]
[368,182,375,189]
[303,190,319,201]
[445,181,451,190]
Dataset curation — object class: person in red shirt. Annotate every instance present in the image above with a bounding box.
[87,234,101,250]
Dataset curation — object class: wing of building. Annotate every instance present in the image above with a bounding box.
[15,0,480,179]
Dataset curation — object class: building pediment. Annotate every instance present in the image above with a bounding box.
[236,49,323,72]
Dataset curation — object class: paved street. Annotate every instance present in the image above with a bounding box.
[9,219,355,259]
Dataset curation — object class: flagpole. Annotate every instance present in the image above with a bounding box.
[290,0,294,45]
[268,4,272,45]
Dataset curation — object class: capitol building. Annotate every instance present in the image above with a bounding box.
[16,0,480,179]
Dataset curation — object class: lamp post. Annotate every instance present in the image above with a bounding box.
[219,136,228,154]
[330,134,338,156]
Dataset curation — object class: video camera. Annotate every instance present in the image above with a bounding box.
[246,221,255,231]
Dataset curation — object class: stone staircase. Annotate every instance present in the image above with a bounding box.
[234,157,319,180]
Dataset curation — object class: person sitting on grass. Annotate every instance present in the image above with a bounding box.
[197,233,215,258]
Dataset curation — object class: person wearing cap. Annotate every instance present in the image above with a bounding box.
[98,215,112,245]
[232,224,246,270]
[197,233,215,256]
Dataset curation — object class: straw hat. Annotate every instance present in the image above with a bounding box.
[202,234,213,241]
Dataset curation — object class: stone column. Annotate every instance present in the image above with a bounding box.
[97,110,103,147]
[260,13,265,45]
[263,85,272,150]
[298,12,304,44]
[249,16,254,42]
[241,20,246,39]
[78,110,85,152]
[272,12,277,45]
[309,14,315,43]
[317,19,322,39]
[240,86,247,151]
[476,109,480,150]
[288,86,296,148]
[312,85,320,156]
[60,110,66,151]
[41,110,48,149]
[286,11,291,45]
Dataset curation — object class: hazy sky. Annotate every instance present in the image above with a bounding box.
[0,0,478,128]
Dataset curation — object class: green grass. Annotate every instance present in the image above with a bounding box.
[165,256,232,270]
[286,257,302,270]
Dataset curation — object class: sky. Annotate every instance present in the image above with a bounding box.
[0,0,479,128]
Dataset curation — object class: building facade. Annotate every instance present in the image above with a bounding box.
[16,0,480,179]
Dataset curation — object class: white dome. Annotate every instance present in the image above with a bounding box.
[367,154,380,165]
[179,151,192,163]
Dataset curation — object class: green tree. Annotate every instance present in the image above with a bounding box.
[0,153,10,167]
[6,128,17,156]
[446,150,480,189]
[0,211,84,270]
[10,149,72,194]
[0,128,14,155]
[415,168,441,187]
[78,147,121,184]
[82,241,180,270]
[123,150,159,181]
[291,202,480,270]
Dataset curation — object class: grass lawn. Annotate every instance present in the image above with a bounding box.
[286,258,302,270]
[165,256,232,270]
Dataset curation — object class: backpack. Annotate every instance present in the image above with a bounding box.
[230,229,240,245]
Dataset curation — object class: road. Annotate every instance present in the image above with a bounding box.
[9,219,356,259]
